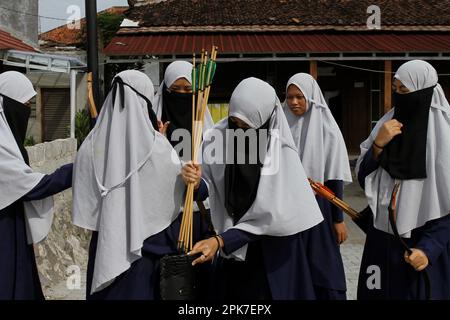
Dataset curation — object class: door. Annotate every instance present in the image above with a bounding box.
[41,88,70,141]
[340,70,371,153]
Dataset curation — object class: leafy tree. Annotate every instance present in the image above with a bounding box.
[79,12,124,49]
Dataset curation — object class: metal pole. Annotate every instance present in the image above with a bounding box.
[85,0,100,112]
[70,69,77,138]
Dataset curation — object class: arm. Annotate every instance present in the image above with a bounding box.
[181,161,206,199]
[189,228,261,265]
[358,119,404,189]
[324,180,344,223]
[193,178,208,202]
[219,228,261,255]
[325,179,349,244]
[22,163,73,201]
[357,146,380,189]
[414,214,450,266]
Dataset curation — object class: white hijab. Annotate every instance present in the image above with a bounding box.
[153,60,214,131]
[0,71,37,103]
[72,70,184,294]
[0,71,54,244]
[356,60,450,237]
[202,77,323,260]
[154,60,213,211]
[283,73,352,184]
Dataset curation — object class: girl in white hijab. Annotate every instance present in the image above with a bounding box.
[155,61,217,299]
[0,71,73,300]
[154,61,214,220]
[186,77,323,300]
[73,70,192,299]
[283,73,352,300]
[153,60,214,156]
[355,60,450,299]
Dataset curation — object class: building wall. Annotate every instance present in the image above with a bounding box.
[26,138,90,297]
[76,72,88,112]
[26,71,88,143]
[26,89,42,144]
[143,61,160,89]
[0,0,39,47]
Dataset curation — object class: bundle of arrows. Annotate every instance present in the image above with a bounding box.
[178,46,218,253]
[308,178,361,220]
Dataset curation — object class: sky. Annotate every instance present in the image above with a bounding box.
[39,0,129,32]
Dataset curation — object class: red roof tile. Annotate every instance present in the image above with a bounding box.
[0,29,36,52]
[39,6,128,46]
[125,0,450,31]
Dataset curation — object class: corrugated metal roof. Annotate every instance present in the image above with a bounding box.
[117,25,450,34]
[104,33,450,56]
[0,29,36,52]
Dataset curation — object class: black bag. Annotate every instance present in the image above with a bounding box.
[352,206,373,234]
[159,254,198,300]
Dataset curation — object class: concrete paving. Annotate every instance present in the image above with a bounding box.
[341,177,368,300]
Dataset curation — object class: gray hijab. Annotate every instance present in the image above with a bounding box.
[356,60,450,237]
[0,71,54,244]
[283,73,352,184]
[72,70,184,293]
[202,77,323,260]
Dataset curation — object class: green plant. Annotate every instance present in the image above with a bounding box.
[98,12,125,47]
[75,109,91,149]
[79,12,124,49]
[24,136,36,146]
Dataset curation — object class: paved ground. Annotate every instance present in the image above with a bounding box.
[44,269,86,300]
[47,167,368,300]
[341,177,368,300]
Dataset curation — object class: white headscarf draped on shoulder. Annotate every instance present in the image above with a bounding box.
[283,73,352,183]
[153,60,214,130]
[202,77,323,260]
[0,71,54,244]
[72,70,184,293]
[356,60,450,237]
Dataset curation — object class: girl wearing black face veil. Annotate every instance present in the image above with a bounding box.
[73,70,206,300]
[154,62,216,300]
[187,77,324,300]
[154,60,214,155]
[0,71,73,300]
[356,60,450,300]
[110,74,159,131]
[224,116,271,225]
[161,84,194,147]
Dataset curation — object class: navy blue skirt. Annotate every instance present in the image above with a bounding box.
[86,211,214,300]
[0,202,44,300]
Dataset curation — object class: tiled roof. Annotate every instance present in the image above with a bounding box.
[0,29,36,52]
[124,0,450,31]
[39,6,128,46]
